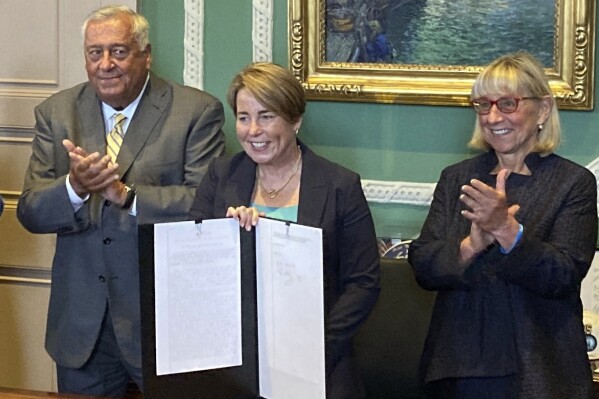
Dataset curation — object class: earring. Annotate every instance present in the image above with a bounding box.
[295,129,299,135]
[537,124,544,132]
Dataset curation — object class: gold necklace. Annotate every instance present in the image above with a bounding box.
[258,149,302,199]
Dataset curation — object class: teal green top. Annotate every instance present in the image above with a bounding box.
[251,203,298,223]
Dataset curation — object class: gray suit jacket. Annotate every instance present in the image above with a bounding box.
[17,73,225,369]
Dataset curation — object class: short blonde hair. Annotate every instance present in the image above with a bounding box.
[227,62,306,124]
[469,51,560,155]
[82,5,150,52]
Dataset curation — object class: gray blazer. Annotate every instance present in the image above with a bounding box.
[17,73,225,369]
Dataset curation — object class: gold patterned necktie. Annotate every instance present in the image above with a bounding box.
[107,113,127,163]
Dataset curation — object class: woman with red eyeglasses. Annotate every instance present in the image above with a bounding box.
[409,51,597,398]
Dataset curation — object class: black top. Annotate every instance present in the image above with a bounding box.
[409,151,598,398]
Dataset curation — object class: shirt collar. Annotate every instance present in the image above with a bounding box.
[482,150,547,175]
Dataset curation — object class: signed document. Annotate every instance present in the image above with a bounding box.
[151,217,325,399]
[153,219,242,375]
[256,218,325,399]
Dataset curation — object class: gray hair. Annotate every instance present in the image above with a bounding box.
[81,5,150,51]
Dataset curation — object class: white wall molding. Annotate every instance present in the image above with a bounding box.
[183,0,205,90]
[362,180,435,206]
[252,0,273,62]
[183,0,272,86]
[362,158,599,218]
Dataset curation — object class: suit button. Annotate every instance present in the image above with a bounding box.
[103,237,112,245]
[99,275,106,283]
[104,200,112,207]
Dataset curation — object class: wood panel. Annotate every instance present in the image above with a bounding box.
[0,0,136,393]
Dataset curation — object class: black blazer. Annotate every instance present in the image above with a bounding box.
[409,151,597,398]
[190,142,380,390]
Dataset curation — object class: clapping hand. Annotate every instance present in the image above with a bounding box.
[63,140,127,205]
[458,169,521,262]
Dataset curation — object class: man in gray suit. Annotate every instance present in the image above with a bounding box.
[17,5,225,397]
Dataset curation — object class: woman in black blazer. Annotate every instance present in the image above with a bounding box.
[190,62,380,399]
[409,52,597,398]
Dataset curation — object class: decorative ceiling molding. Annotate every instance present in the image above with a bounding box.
[252,0,273,61]
[183,0,205,90]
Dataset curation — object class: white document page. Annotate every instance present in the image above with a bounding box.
[153,219,242,375]
[256,218,326,399]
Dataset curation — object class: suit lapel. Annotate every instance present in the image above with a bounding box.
[116,74,171,178]
[225,155,257,208]
[77,84,106,155]
[297,145,328,228]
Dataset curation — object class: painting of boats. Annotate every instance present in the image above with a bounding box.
[325,0,555,67]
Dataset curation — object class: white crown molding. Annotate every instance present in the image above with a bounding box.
[252,0,273,62]
[361,180,435,206]
[362,158,599,218]
[183,0,205,90]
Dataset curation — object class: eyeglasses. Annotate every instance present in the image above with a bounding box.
[471,96,537,115]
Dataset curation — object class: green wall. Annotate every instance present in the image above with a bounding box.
[142,0,599,239]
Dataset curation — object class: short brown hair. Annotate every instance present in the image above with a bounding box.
[227,63,306,124]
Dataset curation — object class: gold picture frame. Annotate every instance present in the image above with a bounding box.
[289,0,596,110]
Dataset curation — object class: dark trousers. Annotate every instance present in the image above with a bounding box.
[425,375,517,399]
[56,309,143,398]
[328,352,366,399]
